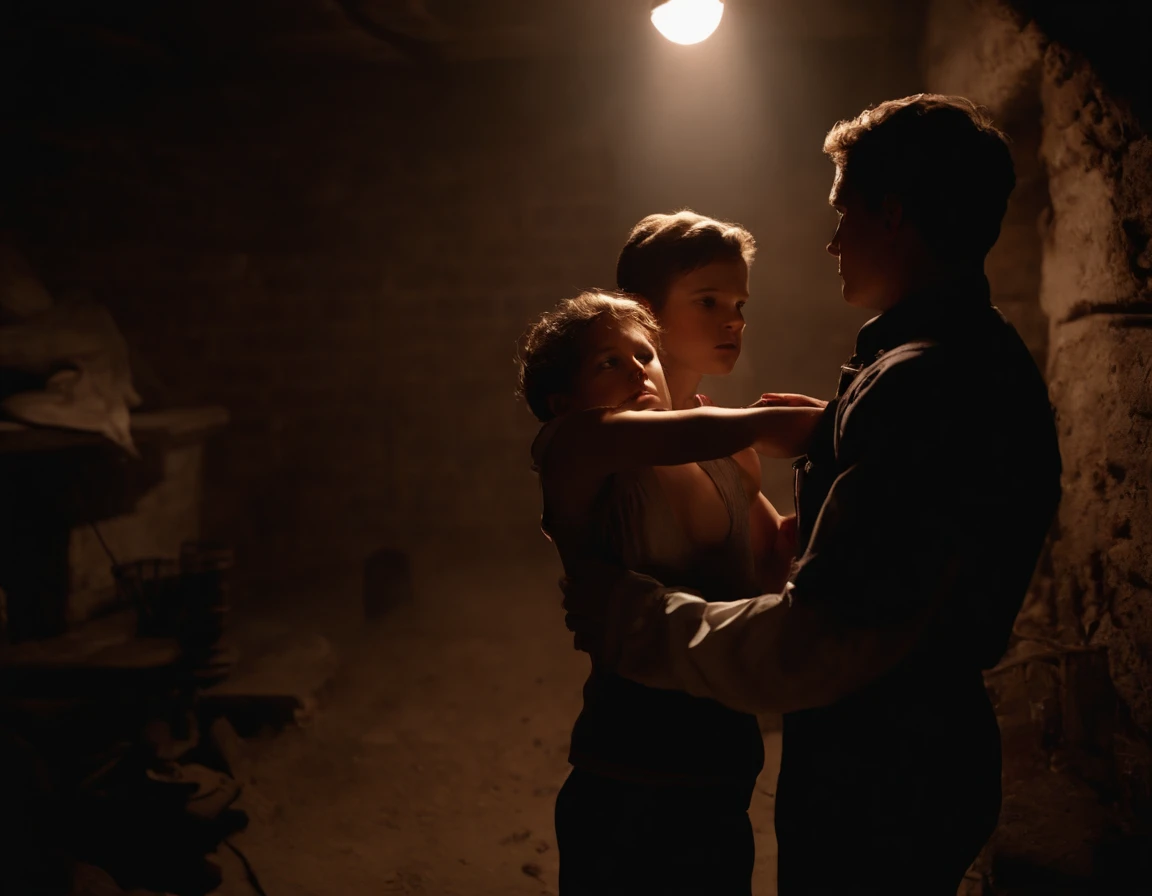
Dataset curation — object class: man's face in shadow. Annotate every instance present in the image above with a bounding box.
[826,167,908,314]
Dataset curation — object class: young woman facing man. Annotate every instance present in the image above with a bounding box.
[516,212,824,895]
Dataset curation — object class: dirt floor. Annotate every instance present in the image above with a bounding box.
[212,547,783,896]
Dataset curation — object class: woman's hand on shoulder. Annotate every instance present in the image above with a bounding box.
[749,404,826,458]
[749,392,828,410]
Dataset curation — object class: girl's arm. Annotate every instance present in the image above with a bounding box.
[732,448,794,593]
[751,493,795,593]
[547,404,823,482]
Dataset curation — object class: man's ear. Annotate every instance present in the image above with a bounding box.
[880,194,904,234]
[548,393,570,418]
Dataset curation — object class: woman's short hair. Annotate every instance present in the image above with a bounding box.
[516,291,660,423]
[616,211,756,311]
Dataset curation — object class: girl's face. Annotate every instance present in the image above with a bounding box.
[549,316,669,417]
[657,258,749,377]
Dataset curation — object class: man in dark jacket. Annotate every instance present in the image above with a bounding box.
[563,95,1062,895]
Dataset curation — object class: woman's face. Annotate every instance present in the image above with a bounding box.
[550,316,669,417]
[656,258,750,377]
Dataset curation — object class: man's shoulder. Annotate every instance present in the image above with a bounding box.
[845,339,959,410]
[834,339,971,462]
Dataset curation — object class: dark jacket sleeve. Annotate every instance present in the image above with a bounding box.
[604,346,988,713]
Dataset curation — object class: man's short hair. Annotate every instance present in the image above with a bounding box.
[616,210,756,311]
[824,94,1016,261]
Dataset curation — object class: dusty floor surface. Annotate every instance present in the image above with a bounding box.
[212,548,783,896]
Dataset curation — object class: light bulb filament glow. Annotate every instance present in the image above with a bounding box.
[651,0,725,46]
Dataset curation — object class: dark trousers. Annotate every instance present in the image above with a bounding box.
[776,679,1003,895]
[555,767,756,896]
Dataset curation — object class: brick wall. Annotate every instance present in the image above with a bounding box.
[4,34,925,585]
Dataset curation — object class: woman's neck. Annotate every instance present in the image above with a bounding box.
[663,361,703,411]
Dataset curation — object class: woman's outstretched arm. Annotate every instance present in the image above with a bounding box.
[546,404,823,480]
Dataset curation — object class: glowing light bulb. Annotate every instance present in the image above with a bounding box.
[651,0,725,46]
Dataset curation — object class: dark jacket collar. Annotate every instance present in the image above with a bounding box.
[852,274,993,363]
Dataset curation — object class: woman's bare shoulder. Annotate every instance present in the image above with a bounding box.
[532,408,613,472]
[535,409,618,512]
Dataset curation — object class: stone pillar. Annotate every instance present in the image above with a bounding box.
[925,0,1152,888]
[1039,35,1152,758]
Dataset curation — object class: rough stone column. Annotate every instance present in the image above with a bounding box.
[926,0,1152,888]
[1039,46,1152,739]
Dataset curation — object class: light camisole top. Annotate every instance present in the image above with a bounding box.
[533,418,765,787]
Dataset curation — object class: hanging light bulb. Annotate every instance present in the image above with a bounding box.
[650,0,725,46]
